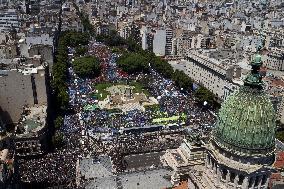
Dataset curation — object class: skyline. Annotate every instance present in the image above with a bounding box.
[0,0,283,189]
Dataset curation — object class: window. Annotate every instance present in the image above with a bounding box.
[261,175,267,186]
[221,169,227,180]
[238,175,244,185]
[230,172,236,183]
[248,177,253,188]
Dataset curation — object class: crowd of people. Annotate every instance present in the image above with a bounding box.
[138,69,216,125]
[18,149,79,186]
[18,40,217,186]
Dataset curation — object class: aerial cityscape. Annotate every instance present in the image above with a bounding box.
[0,0,283,189]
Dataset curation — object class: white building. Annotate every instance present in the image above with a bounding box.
[153,30,166,56]
[140,26,149,50]
[263,48,284,71]
[169,52,241,102]
[0,9,20,32]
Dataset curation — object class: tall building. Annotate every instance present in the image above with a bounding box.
[141,26,148,50]
[165,28,173,55]
[153,29,166,56]
[188,54,277,189]
[0,9,20,32]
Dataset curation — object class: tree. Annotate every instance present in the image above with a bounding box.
[194,87,215,105]
[52,32,69,113]
[72,56,101,78]
[151,56,174,78]
[126,38,143,53]
[75,46,88,57]
[95,30,126,47]
[117,53,149,74]
[54,116,64,130]
[172,70,193,91]
[63,31,90,47]
[52,131,65,148]
[276,130,284,142]
[57,89,69,111]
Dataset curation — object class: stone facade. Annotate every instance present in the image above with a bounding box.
[171,53,241,102]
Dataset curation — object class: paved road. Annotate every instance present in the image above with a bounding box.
[123,151,165,170]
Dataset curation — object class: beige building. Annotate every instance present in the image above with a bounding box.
[0,65,48,124]
[170,51,241,102]
[263,48,284,71]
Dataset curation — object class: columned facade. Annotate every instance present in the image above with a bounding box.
[203,152,271,189]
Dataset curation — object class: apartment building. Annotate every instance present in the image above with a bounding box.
[165,28,173,55]
[263,48,284,71]
[153,29,166,56]
[0,9,20,32]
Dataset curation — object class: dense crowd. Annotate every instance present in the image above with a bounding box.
[18,41,216,186]
[18,149,79,185]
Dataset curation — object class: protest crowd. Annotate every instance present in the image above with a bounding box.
[17,41,216,186]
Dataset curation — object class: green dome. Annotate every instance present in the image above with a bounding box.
[213,86,276,156]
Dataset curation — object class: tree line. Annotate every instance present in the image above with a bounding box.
[51,31,92,147]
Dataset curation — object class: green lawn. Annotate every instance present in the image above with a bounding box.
[129,81,151,96]
[92,83,113,100]
[93,81,150,101]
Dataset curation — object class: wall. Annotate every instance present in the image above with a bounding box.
[153,30,166,56]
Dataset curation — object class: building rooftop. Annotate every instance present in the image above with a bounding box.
[214,85,276,157]
[16,105,47,138]
[274,152,284,170]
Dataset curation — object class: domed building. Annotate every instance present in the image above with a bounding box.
[188,54,276,189]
